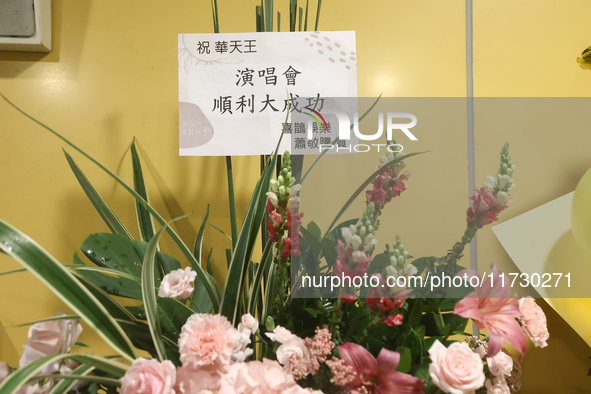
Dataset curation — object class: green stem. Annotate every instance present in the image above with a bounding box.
[226,156,238,250]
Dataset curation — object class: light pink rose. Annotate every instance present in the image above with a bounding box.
[178,314,241,369]
[428,340,485,394]
[120,358,176,394]
[486,351,513,381]
[158,268,197,300]
[519,297,549,348]
[0,362,10,383]
[175,365,221,394]
[485,378,510,394]
[218,359,308,394]
[19,313,82,374]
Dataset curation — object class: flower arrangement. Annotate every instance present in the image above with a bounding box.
[0,92,550,393]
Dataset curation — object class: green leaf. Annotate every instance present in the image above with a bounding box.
[142,222,175,361]
[193,205,210,262]
[225,157,238,250]
[407,298,424,327]
[131,139,156,243]
[396,346,412,373]
[68,354,129,376]
[131,239,182,280]
[0,220,136,360]
[49,363,95,394]
[64,150,132,239]
[307,221,322,239]
[367,253,390,275]
[190,266,215,314]
[314,0,322,30]
[206,248,214,276]
[0,315,80,330]
[0,92,220,310]
[300,226,322,257]
[220,151,279,325]
[80,233,142,277]
[246,240,272,316]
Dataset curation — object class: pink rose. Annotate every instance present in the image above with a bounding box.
[428,340,485,394]
[175,365,221,393]
[0,362,10,383]
[486,351,513,381]
[19,313,82,374]
[178,314,241,369]
[158,268,197,300]
[519,297,549,348]
[120,358,176,394]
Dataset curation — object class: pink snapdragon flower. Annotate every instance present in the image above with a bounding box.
[519,297,549,348]
[338,342,425,393]
[120,358,176,394]
[158,267,197,300]
[453,264,526,358]
[466,187,509,228]
[178,314,241,370]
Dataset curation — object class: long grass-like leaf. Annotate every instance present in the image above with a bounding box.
[68,354,129,376]
[265,0,273,32]
[193,205,210,261]
[304,0,309,31]
[220,147,282,324]
[314,0,322,30]
[131,139,156,242]
[0,93,220,311]
[71,266,140,282]
[142,219,183,361]
[0,220,137,360]
[64,150,132,239]
[290,0,297,31]
[225,157,238,251]
[247,240,272,315]
[49,363,95,394]
[1,315,80,330]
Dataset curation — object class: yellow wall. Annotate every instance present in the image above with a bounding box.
[0,1,589,392]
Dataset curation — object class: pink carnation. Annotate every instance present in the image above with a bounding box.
[519,297,549,348]
[178,314,241,370]
[219,359,309,393]
[158,267,197,300]
[175,365,221,393]
[120,358,176,394]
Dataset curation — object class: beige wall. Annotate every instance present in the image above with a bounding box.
[1,1,590,391]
